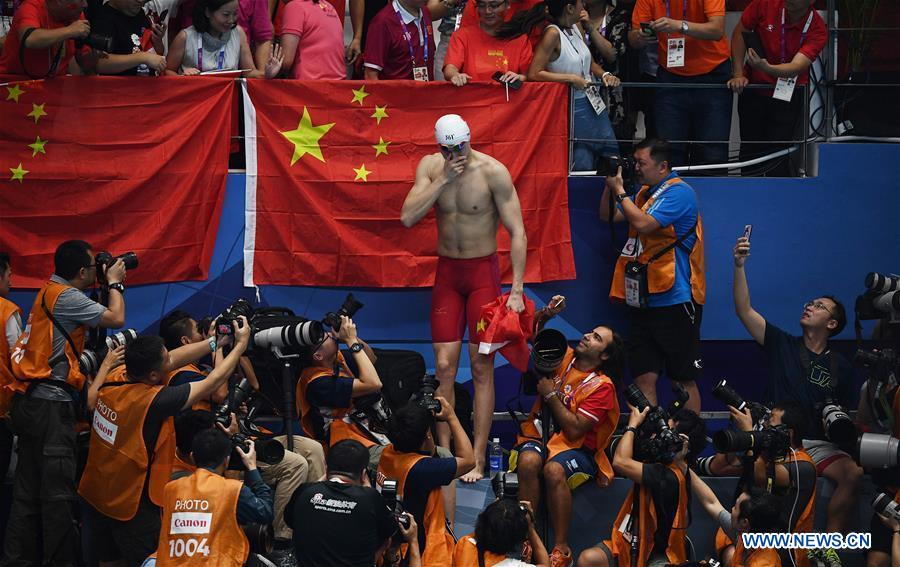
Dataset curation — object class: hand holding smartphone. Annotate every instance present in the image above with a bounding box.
[492,71,523,90]
[640,22,655,36]
[741,224,752,242]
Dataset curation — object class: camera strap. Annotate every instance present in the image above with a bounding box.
[41,288,83,371]
[19,27,64,80]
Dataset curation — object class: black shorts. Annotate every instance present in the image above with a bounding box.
[626,302,703,382]
[87,498,161,566]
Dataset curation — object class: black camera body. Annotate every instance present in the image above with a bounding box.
[216,299,253,336]
[596,155,637,184]
[712,379,772,428]
[625,383,686,464]
[227,432,285,470]
[712,424,791,462]
[323,293,364,331]
[491,471,519,500]
[417,374,441,413]
[75,32,113,52]
[381,479,411,542]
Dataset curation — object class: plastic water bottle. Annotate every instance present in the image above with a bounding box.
[489,438,503,476]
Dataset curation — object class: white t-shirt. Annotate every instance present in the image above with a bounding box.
[495,559,536,567]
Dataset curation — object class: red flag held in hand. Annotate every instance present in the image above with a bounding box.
[475,293,535,371]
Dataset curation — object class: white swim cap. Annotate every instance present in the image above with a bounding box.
[434,114,471,146]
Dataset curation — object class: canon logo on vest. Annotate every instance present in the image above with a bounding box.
[92,400,119,445]
[170,512,213,535]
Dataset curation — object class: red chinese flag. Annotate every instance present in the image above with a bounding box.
[0,76,233,288]
[475,293,536,371]
[242,80,575,288]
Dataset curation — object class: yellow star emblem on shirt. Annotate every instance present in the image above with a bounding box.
[475,318,487,333]
[353,164,372,182]
[9,163,29,182]
[27,103,47,124]
[28,136,47,157]
[280,107,335,165]
[350,86,370,105]
[6,84,25,103]
[371,105,389,125]
[372,137,391,157]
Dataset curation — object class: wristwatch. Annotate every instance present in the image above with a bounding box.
[208,337,217,353]
[615,192,627,203]
[625,426,638,434]
[108,282,125,295]
[349,342,364,353]
[681,20,689,33]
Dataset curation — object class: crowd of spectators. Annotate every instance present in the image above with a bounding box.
[0,0,828,170]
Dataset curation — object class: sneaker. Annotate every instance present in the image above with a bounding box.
[268,548,298,567]
[549,546,572,567]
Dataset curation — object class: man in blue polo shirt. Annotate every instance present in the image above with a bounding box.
[600,138,706,412]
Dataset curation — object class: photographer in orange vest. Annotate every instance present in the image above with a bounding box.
[0,252,23,485]
[377,396,475,566]
[156,428,274,566]
[78,316,250,566]
[3,240,126,565]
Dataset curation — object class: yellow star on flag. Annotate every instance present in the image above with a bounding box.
[28,136,47,157]
[280,107,335,165]
[350,86,370,105]
[353,164,372,182]
[9,163,29,182]
[371,105,389,125]
[475,318,487,333]
[372,137,391,157]
[6,84,25,103]
[27,103,47,124]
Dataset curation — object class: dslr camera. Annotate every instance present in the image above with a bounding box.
[381,479,412,542]
[322,293,364,332]
[712,379,772,427]
[491,471,519,500]
[713,425,791,462]
[95,250,138,284]
[213,299,325,352]
[75,32,113,52]
[873,491,900,522]
[415,374,441,413]
[77,329,138,376]
[596,155,636,184]
[217,377,286,469]
[625,383,689,464]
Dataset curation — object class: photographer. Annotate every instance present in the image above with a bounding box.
[2,240,126,565]
[0,0,100,75]
[77,318,250,566]
[156,428,274,565]
[599,138,706,413]
[732,236,861,536]
[578,405,707,567]
[160,309,226,407]
[715,401,817,567]
[378,397,475,566]
[296,315,383,456]
[0,252,23,482]
[692,479,785,567]
[510,324,623,566]
[84,0,167,75]
[285,439,398,567]
[454,499,550,567]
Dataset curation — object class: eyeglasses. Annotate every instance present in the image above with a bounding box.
[439,142,467,158]
[475,1,505,11]
[804,301,834,316]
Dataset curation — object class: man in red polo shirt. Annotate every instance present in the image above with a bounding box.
[363,0,435,80]
[0,0,94,77]
[728,0,825,176]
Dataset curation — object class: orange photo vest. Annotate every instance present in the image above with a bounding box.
[515,348,619,486]
[157,468,249,566]
[609,178,706,305]
[607,463,689,567]
[10,280,88,393]
[453,534,507,567]
[377,444,455,567]
[79,381,164,520]
[296,355,375,449]
[0,297,23,415]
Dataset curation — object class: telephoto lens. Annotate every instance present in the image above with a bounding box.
[530,329,567,375]
[252,319,324,350]
[873,492,900,522]
[857,433,900,469]
[712,379,747,411]
[820,402,857,449]
[866,272,900,294]
[625,383,652,413]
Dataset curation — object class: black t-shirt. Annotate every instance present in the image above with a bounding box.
[286,480,396,567]
[641,463,691,557]
[762,322,856,440]
[85,0,153,75]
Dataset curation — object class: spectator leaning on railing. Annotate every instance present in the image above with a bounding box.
[85,0,167,75]
[629,0,731,166]
[582,0,628,140]
[728,0,826,177]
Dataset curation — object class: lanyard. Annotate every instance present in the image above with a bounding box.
[781,8,815,64]
[198,43,226,71]
[555,358,599,403]
[664,0,688,28]
[394,7,429,64]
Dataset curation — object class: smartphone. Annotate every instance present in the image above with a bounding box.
[492,71,523,91]
[550,296,566,310]
[640,22,655,36]
[741,224,753,241]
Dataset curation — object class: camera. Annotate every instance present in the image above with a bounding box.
[228,432,285,470]
[78,329,138,376]
[819,400,857,449]
[873,492,900,522]
[241,524,273,557]
[491,471,519,500]
[216,378,255,427]
[856,433,900,469]
[596,155,636,183]
[523,328,568,395]
[854,348,897,370]
[856,272,900,322]
[252,319,324,350]
[95,250,138,272]
[625,383,686,464]
[381,479,411,540]
[323,293,364,332]
[75,32,113,52]
[867,273,900,295]
[216,299,253,336]
[712,379,746,411]
[712,425,790,461]
[416,374,441,413]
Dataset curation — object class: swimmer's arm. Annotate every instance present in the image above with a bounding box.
[401,156,448,228]
[492,163,527,294]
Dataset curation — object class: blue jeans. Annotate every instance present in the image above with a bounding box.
[572,95,619,171]
[654,60,733,166]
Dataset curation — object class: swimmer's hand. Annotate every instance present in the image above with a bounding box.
[443,154,466,182]
[506,290,525,313]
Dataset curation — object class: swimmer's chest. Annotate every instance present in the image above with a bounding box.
[437,170,495,215]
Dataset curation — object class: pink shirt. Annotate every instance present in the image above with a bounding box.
[280,0,345,80]
[238,0,274,47]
